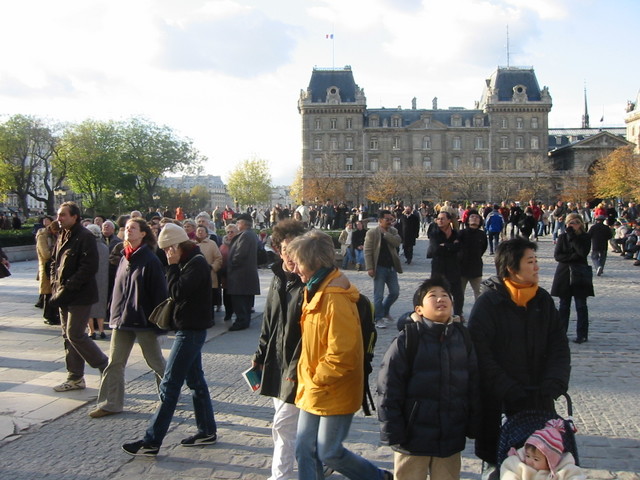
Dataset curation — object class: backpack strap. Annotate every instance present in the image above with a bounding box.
[404,321,419,374]
[453,321,473,355]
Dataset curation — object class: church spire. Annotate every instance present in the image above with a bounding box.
[582,84,590,128]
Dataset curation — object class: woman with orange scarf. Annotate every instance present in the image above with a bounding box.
[467,237,570,480]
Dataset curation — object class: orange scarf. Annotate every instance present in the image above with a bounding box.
[503,278,538,307]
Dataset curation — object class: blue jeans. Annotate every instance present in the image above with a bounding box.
[143,329,216,446]
[553,221,566,242]
[354,248,364,266]
[373,266,399,321]
[296,410,383,480]
[341,247,354,269]
[487,231,500,254]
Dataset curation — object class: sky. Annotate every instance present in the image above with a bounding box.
[0,0,638,186]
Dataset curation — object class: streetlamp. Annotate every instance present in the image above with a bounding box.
[54,188,66,209]
[152,193,160,209]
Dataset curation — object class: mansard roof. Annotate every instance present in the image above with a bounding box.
[481,66,543,104]
[364,108,487,128]
[307,66,359,103]
[548,127,627,149]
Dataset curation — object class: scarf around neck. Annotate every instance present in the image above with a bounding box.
[306,266,334,299]
[503,277,538,307]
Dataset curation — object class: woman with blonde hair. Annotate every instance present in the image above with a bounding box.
[550,212,594,343]
[195,225,223,321]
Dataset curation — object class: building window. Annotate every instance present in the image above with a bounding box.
[423,136,431,149]
[330,118,337,130]
[314,138,323,150]
[370,159,378,171]
[369,137,379,150]
[345,136,353,150]
[452,157,461,170]
[452,116,462,127]
[516,117,524,129]
[500,156,509,170]
[393,136,400,149]
[345,157,353,171]
[531,136,539,149]
[473,116,484,127]
[501,118,508,128]
[393,158,401,171]
[516,136,524,149]
[423,157,432,170]
[392,117,401,127]
[516,157,523,169]
[453,136,462,150]
[424,117,431,127]
[474,156,483,169]
[314,157,322,165]
[314,118,321,130]
[475,137,484,149]
[330,137,338,150]
[500,136,509,149]
[346,117,352,129]
[531,117,539,129]
[370,117,379,127]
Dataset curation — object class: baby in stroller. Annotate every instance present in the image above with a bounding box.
[500,419,585,479]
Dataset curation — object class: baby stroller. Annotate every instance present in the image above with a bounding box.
[496,392,579,468]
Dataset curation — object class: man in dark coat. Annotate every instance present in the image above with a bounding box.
[50,202,108,392]
[397,205,421,265]
[226,213,260,331]
[588,215,613,276]
[457,212,488,315]
[428,211,463,316]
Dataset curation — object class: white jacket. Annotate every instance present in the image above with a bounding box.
[501,447,585,480]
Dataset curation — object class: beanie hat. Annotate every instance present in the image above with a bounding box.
[86,224,102,238]
[525,419,565,476]
[158,222,189,249]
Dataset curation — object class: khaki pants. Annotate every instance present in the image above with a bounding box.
[394,451,461,480]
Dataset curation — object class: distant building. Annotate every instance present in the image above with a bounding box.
[159,175,232,211]
[298,65,630,204]
[625,90,640,153]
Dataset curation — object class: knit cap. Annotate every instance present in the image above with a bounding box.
[158,222,189,249]
[525,419,565,476]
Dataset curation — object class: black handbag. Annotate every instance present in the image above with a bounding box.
[148,298,175,330]
[569,264,592,287]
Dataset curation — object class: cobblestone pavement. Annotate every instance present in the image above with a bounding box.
[0,233,639,479]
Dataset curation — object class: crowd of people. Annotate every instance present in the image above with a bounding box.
[8,195,638,479]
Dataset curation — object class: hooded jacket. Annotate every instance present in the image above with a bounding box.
[550,230,594,298]
[377,315,481,457]
[295,268,363,416]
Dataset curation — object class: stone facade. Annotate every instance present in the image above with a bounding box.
[298,65,555,204]
[625,90,640,153]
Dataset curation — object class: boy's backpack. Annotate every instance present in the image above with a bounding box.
[357,293,378,416]
[404,320,473,369]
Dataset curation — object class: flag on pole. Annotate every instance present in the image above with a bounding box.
[600,115,604,122]
[326,34,333,39]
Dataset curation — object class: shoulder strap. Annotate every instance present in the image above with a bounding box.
[404,321,419,370]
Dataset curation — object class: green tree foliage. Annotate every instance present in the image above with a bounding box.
[60,119,124,211]
[119,117,204,207]
[226,157,272,209]
[0,115,62,215]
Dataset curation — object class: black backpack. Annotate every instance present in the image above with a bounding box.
[357,293,378,416]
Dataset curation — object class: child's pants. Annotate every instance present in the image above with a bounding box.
[393,451,461,480]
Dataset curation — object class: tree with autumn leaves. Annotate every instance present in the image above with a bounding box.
[591,146,640,202]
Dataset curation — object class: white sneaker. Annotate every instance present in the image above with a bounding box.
[375,320,387,329]
[53,378,86,392]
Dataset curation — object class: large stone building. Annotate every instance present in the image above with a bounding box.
[625,90,640,153]
[298,65,628,205]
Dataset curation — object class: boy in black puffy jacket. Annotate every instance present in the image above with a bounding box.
[377,277,481,480]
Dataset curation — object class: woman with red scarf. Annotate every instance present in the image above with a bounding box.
[89,218,168,418]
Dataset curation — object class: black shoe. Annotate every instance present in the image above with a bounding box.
[44,319,61,325]
[228,323,248,331]
[223,315,232,321]
[89,333,96,340]
[180,432,217,447]
[35,302,44,309]
[122,440,159,457]
[573,337,588,344]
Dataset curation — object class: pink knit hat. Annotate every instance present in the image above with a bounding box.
[525,419,565,476]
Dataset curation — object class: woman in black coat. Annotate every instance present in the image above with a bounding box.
[122,223,216,456]
[468,237,570,480]
[550,212,594,344]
